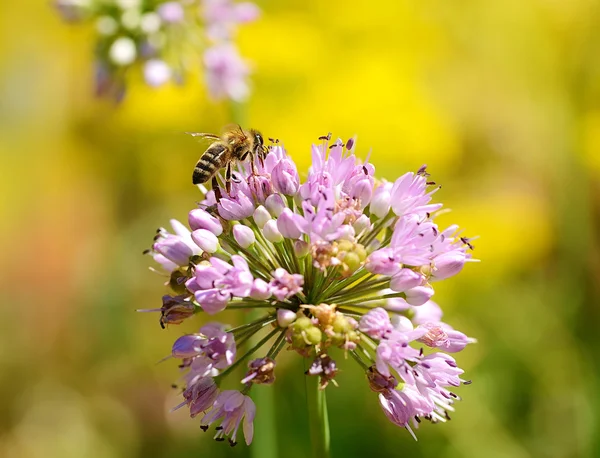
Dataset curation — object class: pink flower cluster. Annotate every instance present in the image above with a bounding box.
[143,133,476,445]
[360,303,473,437]
[55,0,259,101]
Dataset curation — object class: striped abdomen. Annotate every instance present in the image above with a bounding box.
[192,143,229,184]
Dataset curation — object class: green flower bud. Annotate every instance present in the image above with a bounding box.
[337,240,354,252]
[304,327,323,345]
[294,316,313,331]
[355,244,367,261]
[343,252,361,273]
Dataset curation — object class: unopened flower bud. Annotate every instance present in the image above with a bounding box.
[432,252,466,280]
[353,214,371,234]
[342,252,361,273]
[188,208,223,235]
[265,194,286,217]
[277,309,297,328]
[352,178,373,207]
[253,205,271,228]
[370,185,391,218]
[405,285,434,306]
[233,224,255,248]
[154,235,193,266]
[191,229,219,253]
[390,314,414,332]
[272,158,300,196]
[294,240,310,258]
[277,208,302,239]
[304,326,323,345]
[390,268,423,292]
[294,316,313,330]
[263,220,283,243]
[355,244,367,261]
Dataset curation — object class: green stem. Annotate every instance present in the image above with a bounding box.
[248,311,279,458]
[304,365,331,458]
[318,267,372,300]
[333,291,406,307]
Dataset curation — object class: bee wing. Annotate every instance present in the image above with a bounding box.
[185,132,221,140]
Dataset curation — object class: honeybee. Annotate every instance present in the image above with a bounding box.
[188,126,266,200]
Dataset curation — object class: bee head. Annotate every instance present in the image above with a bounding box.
[250,129,267,156]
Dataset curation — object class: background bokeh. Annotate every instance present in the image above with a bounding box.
[2,0,600,457]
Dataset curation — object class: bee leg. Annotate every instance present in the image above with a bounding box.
[249,152,259,175]
[212,175,222,202]
[225,162,232,195]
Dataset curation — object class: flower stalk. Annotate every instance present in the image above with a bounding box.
[305,364,331,458]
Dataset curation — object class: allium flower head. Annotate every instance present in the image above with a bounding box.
[142,133,477,445]
[55,0,259,101]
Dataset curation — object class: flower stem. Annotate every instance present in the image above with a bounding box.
[304,364,331,458]
[248,310,279,458]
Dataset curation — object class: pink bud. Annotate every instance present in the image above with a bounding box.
[263,220,283,243]
[272,158,299,196]
[277,208,302,239]
[188,208,223,235]
[154,235,193,266]
[253,205,271,228]
[233,224,255,248]
[432,251,466,280]
[370,184,391,218]
[389,268,423,292]
[277,309,296,328]
[405,286,434,306]
[352,178,373,207]
[191,229,219,253]
[265,194,286,217]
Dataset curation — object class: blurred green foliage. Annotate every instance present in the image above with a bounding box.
[1,0,600,457]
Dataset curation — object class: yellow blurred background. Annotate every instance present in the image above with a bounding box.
[2,0,600,457]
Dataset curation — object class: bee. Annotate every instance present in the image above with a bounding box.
[187,126,266,200]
